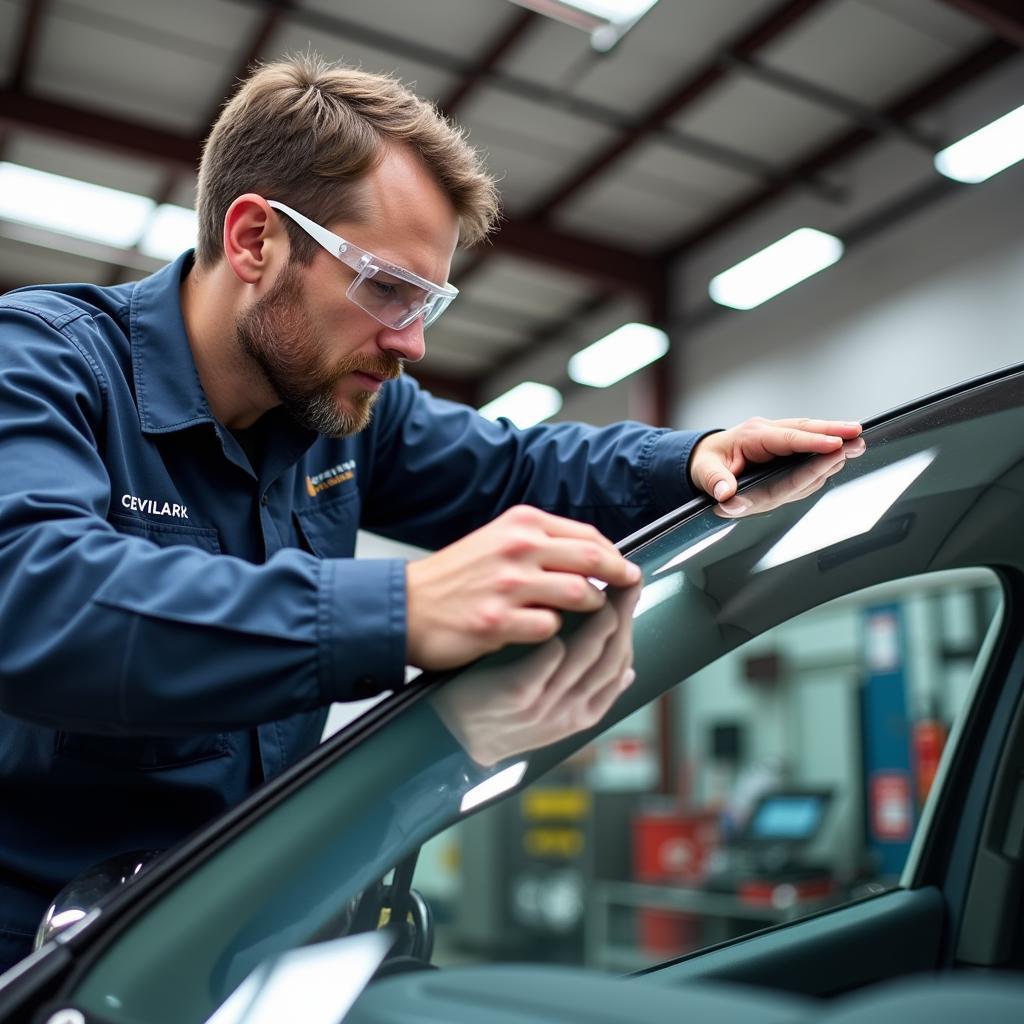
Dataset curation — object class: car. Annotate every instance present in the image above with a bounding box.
[3,362,1024,1023]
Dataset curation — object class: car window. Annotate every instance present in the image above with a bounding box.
[64,369,1024,1024]
[423,567,1001,971]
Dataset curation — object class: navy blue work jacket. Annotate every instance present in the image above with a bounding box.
[0,252,704,955]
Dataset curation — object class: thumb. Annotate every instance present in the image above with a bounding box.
[708,472,737,502]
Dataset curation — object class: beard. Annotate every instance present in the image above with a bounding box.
[236,262,401,437]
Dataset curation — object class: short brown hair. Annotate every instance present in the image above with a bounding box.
[195,53,500,266]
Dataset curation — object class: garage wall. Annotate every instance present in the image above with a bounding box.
[672,162,1024,431]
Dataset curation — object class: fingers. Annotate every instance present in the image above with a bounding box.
[501,506,640,588]
[490,607,565,646]
[540,583,639,718]
[751,429,846,460]
[708,472,738,503]
[772,418,862,439]
[407,506,640,670]
[693,417,866,503]
[522,572,611,615]
[532,537,640,589]
[715,438,864,518]
[530,607,619,719]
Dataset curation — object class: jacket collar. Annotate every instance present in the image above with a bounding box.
[129,251,215,434]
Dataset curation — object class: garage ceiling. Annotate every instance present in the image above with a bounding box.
[0,0,1021,415]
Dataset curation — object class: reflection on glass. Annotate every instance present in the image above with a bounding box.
[753,450,937,573]
[206,930,392,1024]
[460,761,529,814]
[434,584,640,767]
[652,523,736,575]
[633,573,684,618]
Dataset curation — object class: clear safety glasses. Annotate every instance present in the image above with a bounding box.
[267,200,458,330]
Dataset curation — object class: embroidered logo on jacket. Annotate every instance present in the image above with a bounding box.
[305,459,356,497]
[121,494,188,519]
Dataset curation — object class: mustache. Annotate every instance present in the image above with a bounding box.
[342,354,403,382]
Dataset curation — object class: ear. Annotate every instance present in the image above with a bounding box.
[222,194,288,286]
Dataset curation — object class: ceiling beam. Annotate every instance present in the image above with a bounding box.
[492,219,661,295]
[233,0,832,194]
[104,3,291,285]
[721,53,941,151]
[524,0,828,220]
[203,4,291,129]
[939,0,1024,48]
[0,88,657,295]
[0,89,199,168]
[658,38,1017,257]
[440,8,537,116]
[1,0,48,163]
[8,0,48,93]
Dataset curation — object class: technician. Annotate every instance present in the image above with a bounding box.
[0,54,860,971]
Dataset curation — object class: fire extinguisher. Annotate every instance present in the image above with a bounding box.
[913,718,947,805]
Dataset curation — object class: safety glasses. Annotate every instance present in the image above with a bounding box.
[268,200,458,330]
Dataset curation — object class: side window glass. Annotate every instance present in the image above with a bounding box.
[419,568,1001,970]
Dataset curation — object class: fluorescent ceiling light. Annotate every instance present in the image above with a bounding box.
[568,322,668,388]
[479,382,562,428]
[934,102,1024,184]
[753,449,936,573]
[0,162,154,249]
[139,204,198,261]
[461,761,529,813]
[709,227,844,311]
[507,0,658,51]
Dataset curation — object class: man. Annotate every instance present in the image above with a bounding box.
[0,54,860,971]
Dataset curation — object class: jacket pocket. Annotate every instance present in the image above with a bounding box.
[62,513,229,769]
[108,513,221,553]
[54,730,231,770]
[294,488,360,559]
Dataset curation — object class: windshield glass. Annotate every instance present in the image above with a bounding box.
[72,369,1024,1023]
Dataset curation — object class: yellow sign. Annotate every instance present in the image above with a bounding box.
[523,827,585,859]
[521,787,590,821]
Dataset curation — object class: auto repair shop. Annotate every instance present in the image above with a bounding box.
[2,0,1024,1007]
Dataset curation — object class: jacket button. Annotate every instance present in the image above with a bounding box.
[260,494,269,507]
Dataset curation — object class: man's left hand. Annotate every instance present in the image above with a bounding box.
[690,417,863,503]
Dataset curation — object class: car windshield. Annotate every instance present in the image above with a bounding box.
[69,366,1024,1023]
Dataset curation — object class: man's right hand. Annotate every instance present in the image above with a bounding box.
[405,505,641,671]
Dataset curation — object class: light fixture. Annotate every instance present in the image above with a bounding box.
[568,322,668,388]
[507,0,659,51]
[461,761,529,813]
[753,449,936,573]
[934,102,1024,184]
[139,204,198,261]
[0,162,155,249]
[479,382,563,428]
[709,227,844,311]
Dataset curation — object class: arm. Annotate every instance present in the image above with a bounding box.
[360,374,709,548]
[0,306,405,734]
[363,379,861,672]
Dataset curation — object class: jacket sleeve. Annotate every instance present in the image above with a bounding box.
[0,306,406,735]
[360,374,713,549]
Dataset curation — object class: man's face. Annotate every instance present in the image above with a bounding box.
[238,148,460,437]
[236,261,400,436]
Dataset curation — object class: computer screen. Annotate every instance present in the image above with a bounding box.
[745,791,830,843]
